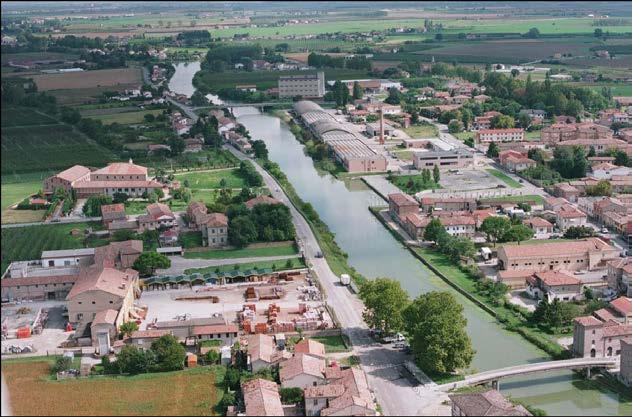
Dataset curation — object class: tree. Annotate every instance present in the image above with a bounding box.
[448,119,463,133]
[423,218,445,242]
[433,164,440,184]
[83,194,113,217]
[116,345,155,374]
[251,139,269,159]
[435,33,443,41]
[132,252,171,276]
[168,136,185,156]
[502,224,534,244]
[587,146,596,157]
[585,180,612,197]
[112,192,128,204]
[151,334,186,372]
[205,349,220,364]
[490,114,515,129]
[403,291,474,374]
[525,27,540,38]
[60,107,81,124]
[510,68,520,78]
[144,113,155,122]
[480,216,511,246]
[594,28,604,38]
[563,225,596,239]
[119,321,139,338]
[352,81,363,100]
[518,113,531,129]
[359,278,410,335]
[51,356,73,374]
[228,215,258,247]
[384,87,403,105]
[280,387,304,405]
[421,168,431,184]
[486,142,500,158]
[535,299,581,331]
[217,390,236,415]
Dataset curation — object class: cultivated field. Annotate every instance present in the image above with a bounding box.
[1,123,116,174]
[85,109,164,125]
[1,181,41,211]
[1,359,225,416]
[174,169,248,189]
[31,68,142,91]
[1,107,58,127]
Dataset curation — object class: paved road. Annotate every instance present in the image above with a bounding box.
[166,97,200,123]
[225,145,448,415]
[156,254,300,275]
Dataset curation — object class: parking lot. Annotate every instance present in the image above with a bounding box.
[139,277,326,328]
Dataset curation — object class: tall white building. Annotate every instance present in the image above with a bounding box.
[278,71,325,98]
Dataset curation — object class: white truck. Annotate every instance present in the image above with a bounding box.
[340,274,351,286]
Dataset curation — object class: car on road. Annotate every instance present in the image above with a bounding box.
[519,179,524,183]
[601,227,609,234]
[315,251,323,258]
[380,332,406,344]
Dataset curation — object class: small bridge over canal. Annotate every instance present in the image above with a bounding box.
[436,357,618,392]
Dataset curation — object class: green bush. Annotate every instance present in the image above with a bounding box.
[51,356,73,374]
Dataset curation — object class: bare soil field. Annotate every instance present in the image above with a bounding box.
[32,68,142,91]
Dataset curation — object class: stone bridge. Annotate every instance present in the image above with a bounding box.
[436,357,618,392]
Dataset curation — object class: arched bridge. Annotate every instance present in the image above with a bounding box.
[436,357,618,392]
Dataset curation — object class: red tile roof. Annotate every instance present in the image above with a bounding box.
[388,193,418,207]
[145,202,174,220]
[610,297,632,316]
[603,323,632,337]
[574,316,603,326]
[131,329,172,339]
[534,271,581,286]
[66,266,138,300]
[93,161,147,176]
[73,180,162,189]
[101,203,125,215]
[245,195,281,209]
[279,353,325,382]
[499,238,613,259]
[523,217,553,228]
[294,339,326,358]
[241,378,284,417]
[91,309,119,325]
[205,212,228,228]
[478,128,525,134]
[0,274,79,288]
[55,165,91,182]
[192,324,238,336]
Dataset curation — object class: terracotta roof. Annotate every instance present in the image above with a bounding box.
[145,202,174,220]
[241,378,284,417]
[192,324,238,335]
[101,203,125,215]
[449,390,531,416]
[245,195,281,209]
[204,212,228,228]
[0,274,79,288]
[499,238,613,260]
[437,215,475,226]
[388,193,418,207]
[304,384,346,399]
[93,161,148,176]
[592,162,619,171]
[55,165,91,182]
[594,308,618,322]
[94,240,143,267]
[523,217,553,228]
[556,204,586,219]
[294,339,326,358]
[91,309,119,325]
[279,353,325,382]
[498,270,533,282]
[66,266,138,300]
[320,367,375,415]
[574,316,603,326]
[478,128,525,134]
[404,212,431,228]
[534,271,581,287]
[131,329,172,339]
[610,297,632,316]
[247,334,282,364]
[73,180,162,189]
[603,323,632,337]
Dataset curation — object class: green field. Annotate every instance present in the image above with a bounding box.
[85,109,164,125]
[2,359,225,416]
[1,107,58,127]
[311,335,351,353]
[587,84,632,97]
[1,222,102,274]
[194,68,371,92]
[437,17,632,35]
[1,107,116,175]
[174,169,247,189]
[184,241,298,259]
[403,123,438,138]
[389,174,440,195]
[479,194,545,206]
[486,169,523,188]
[1,181,41,211]
[184,256,305,275]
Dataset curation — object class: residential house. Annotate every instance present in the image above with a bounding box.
[420,197,476,213]
[294,338,326,359]
[573,312,632,358]
[520,109,546,124]
[541,122,612,144]
[501,153,536,172]
[241,378,284,417]
[449,390,531,416]
[472,111,502,131]
[591,163,632,180]
[101,204,126,226]
[305,365,376,416]
[554,204,587,230]
[192,323,239,346]
[553,183,581,203]
[43,165,91,197]
[523,217,554,239]
[279,353,326,388]
[619,339,632,387]
[557,138,629,154]
[607,257,632,296]
[186,202,228,247]
[130,329,173,351]
[388,193,419,223]
[526,271,583,302]
[137,203,176,232]
[184,137,204,153]
[159,229,179,247]
[434,213,476,238]
[497,238,619,272]
[247,333,285,372]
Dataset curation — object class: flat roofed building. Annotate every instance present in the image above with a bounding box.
[476,128,524,143]
[497,238,619,272]
[413,149,474,170]
[279,71,325,98]
[328,138,387,173]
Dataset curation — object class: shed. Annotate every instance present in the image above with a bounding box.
[186,353,198,368]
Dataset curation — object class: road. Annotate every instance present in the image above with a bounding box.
[156,254,300,275]
[225,145,449,415]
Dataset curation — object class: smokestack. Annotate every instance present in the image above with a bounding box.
[379,103,384,145]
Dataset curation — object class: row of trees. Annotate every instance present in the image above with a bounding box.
[100,334,186,375]
[423,219,477,262]
[359,279,474,375]
[227,202,296,247]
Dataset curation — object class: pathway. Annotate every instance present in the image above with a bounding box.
[156,254,299,275]
[361,175,400,202]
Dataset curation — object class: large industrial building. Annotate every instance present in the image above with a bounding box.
[278,72,325,98]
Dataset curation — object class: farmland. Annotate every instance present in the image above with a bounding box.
[84,109,164,125]
[31,68,142,91]
[0,222,102,274]
[173,168,248,189]
[1,359,225,416]
[1,180,41,211]
[1,107,58,127]
[1,121,116,175]
[184,241,298,259]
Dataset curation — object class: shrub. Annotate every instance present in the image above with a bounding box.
[51,356,72,374]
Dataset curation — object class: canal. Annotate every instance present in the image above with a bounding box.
[169,64,631,416]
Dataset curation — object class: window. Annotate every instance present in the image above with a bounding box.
[77,313,83,320]
[109,301,113,304]
[78,301,82,305]
[92,301,96,304]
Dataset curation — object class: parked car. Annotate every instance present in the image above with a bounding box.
[601,227,609,234]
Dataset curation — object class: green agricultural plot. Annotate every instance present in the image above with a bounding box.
[85,109,164,125]
[174,169,247,189]
[1,181,41,211]
[1,107,58,127]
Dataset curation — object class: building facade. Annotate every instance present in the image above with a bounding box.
[278,72,325,98]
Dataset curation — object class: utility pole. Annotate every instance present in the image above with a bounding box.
[379,102,385,145]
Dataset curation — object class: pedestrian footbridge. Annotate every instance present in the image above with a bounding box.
[436,357,618,392]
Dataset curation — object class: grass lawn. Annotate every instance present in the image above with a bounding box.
[454,132,474,141]
[184,241,298,259]
[180,231,204,249]
[185,256,305,275]
[174,169,247,189]
[311,335,352,353]
[525,130,541,141]
[486,169,523,189]
[86,109,164,125]
[389,174,440,195]
[403,123,438,138]
[478,194,545,206]
[390,149,414,162]
[1,358,225,416]
[1,181,41,210]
